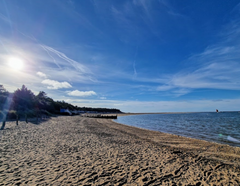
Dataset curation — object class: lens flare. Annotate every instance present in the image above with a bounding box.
[8,57,24,70]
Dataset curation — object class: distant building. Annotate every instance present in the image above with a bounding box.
[71,110,85,114]
[60,108,72,115]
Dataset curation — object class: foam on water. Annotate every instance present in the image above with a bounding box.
[227,136,240,143]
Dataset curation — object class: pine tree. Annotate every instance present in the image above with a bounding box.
[12,85,35,123]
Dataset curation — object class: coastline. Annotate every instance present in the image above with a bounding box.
[110,116,240,165]
[115,112,240,148]
[0,116,239,185]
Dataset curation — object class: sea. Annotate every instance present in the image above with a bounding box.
[114,112,240,147]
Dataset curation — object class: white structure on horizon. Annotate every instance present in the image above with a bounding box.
[60,109,86,115]
[60,108,72,115]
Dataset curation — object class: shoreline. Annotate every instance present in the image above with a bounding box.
[115,111,240,116]
[108,117,240,166]
[114,112,240,149]
[0,116,239,185]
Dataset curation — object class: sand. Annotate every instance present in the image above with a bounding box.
[0,115,239,185]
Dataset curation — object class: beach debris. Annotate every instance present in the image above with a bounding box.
[83,114,117,119]
[172,150,182,154]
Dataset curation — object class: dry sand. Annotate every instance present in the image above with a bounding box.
[0,115,240,185]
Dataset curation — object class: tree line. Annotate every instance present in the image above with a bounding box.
[0,85,121,129]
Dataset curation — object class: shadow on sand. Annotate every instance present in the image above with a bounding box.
[0,116,54,130]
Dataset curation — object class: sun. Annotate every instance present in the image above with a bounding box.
[8,57,24,71]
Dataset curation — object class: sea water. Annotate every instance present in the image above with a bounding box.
[114,112,240,147]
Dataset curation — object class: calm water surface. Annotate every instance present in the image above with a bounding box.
[114,112,240,147]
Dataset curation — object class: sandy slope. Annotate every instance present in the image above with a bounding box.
[0,116,239,185]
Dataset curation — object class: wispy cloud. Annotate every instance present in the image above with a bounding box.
[132,0,152,21]
[40,45,62,69]
[132,0,160,37]
[157,85,174,91]
[131,0,188,39]
[40,45,90,73]
[160,0,187,18]
[55,0,105,37]
[132,45,138,78]
[67,90,97,97]
[157,60,240,95]
[37,44,99,83]
[110,4,138,38]
[41,45,90,73]
[41,79,72,89]
[0,12,11,24]
[156,7,240,96]
[172,89,192,97]
[133,62,137,77]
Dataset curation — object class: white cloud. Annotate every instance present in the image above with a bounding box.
[41,79,72,89]
[67,90,97,97]
[36,71,47,78]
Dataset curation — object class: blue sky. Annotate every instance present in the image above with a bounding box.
[1,0,240,112]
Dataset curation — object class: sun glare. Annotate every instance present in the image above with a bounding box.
[8,57,24,71]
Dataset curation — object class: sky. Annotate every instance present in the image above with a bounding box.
[0,0,240,113]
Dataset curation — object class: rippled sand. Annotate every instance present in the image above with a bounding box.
[0,116,239,185]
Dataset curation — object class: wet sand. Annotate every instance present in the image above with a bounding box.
[0,116,240,185]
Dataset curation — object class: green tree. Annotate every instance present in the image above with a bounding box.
[0,85,9,110]
[12,85,35,123]
[35,91,52,122]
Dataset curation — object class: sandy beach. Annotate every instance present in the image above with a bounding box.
[0,115,240,185]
